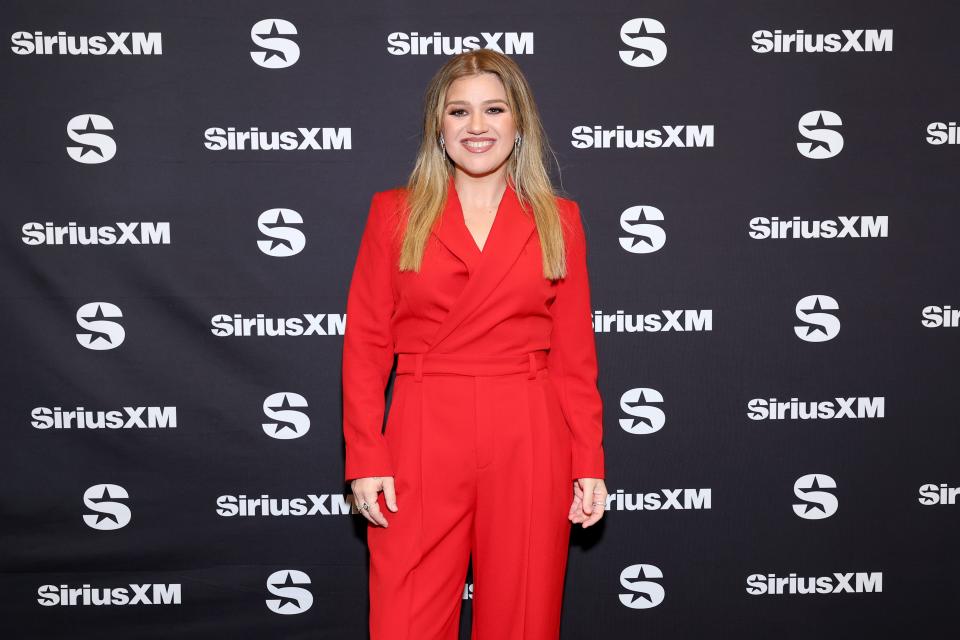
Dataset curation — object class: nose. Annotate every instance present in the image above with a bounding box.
[468,109,487,134]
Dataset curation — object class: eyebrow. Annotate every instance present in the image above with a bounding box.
[444,99,509,107]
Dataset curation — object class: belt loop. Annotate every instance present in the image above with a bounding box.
[527,352,537,379]
[414,353,424,382]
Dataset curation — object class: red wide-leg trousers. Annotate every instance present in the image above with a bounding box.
[367,350,574,640]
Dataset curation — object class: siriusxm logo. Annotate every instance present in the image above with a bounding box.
[258,208,306,257]
[751,29,892,53]
[203,127,351,151]
[216,493,354,516]
[794,295,840,342]
[262,393,311,440]
[746,572,882,594]
[572,124,714,149]
[921,305,960,328]
[926,121,960,145]
[796,110,843,159]
[32,406,177,430]
[250,19,299,68]
[83,484,131,530]
[619,18,667,68]
[747,397,884,420]
[37,583,180,606]
[918,484,960,506]
[619,388,665,435]
[619,564,665,609]
[66,114,116,163]
[210,313,346,337]
[387,31,533,55]
[265,570,312,614]
[619,205,666,253]
[22,221,170,246]
[793,474,838,520]
[75,302,125,350]
[606,488,711,511]
[11,31,163,55]
[593,309,712,333]
[748,215,888,239]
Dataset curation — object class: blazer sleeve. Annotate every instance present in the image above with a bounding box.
[342,192,397,482]
[547,200,606,480]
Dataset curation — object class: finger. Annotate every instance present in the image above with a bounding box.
[382,477,399,512]
[363,492,389,527]
[356,490,379,526]
[572,480,583,499]
[582,493,607,528]
[355,492,375,525]
[580,479,595,515]
[568,481,583,522]
[568,496,583,522]
[570,494,588,523]
[583,507,604,528]
[352,491,365,518]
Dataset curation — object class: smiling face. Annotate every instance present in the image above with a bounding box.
[440,72,519,179]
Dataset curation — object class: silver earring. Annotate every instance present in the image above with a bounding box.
[515,134,522,148]
[439,133,445,150]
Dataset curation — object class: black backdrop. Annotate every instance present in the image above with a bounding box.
[2,2,958,638]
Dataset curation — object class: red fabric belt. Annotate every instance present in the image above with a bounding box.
[396,350,548,381]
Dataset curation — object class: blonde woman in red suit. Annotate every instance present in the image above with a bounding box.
[342,48,607,640]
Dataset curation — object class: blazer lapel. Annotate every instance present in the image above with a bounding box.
[427,174,536,351]
[430,174,480,273]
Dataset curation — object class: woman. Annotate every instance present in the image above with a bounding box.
[342,48,607,640]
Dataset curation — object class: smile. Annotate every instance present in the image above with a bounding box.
[462,139,495,153]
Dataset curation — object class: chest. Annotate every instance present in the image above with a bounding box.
[461,205,498,252]
[394,230,557,318]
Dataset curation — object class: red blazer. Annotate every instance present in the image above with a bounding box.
[342,174,605,482]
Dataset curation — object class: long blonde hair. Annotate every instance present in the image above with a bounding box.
[398,49,568,280]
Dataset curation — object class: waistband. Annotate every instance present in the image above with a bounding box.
[396,350,548,381]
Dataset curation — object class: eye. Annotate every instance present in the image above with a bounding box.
[447,106,507,117]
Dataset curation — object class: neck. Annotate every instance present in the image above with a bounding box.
[453,167,509,209]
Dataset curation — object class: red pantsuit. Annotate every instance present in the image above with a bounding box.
[342,174,605,640]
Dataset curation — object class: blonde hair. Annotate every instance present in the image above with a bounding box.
[398,49,568,280]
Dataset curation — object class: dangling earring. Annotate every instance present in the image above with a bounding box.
[515,133,522,148]
[439,133,445,151]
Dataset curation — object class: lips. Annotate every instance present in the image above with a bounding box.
[461,138,495,153]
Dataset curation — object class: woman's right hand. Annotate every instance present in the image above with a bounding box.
[351,476,398,527]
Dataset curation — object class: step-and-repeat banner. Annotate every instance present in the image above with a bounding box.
[2,1,957,638]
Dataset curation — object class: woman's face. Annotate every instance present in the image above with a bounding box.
[440,72,518,179]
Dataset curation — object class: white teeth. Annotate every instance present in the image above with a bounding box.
[465,140,494,149]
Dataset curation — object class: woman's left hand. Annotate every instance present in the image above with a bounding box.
[569,477,607,528]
